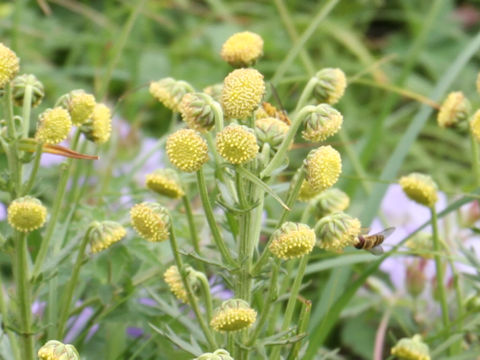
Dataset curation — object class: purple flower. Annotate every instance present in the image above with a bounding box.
[0,202,6,221]
[64,306,96,343]
[138,297,157,307]
[126,326,145,338]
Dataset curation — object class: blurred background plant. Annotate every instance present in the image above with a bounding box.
[1,0,480,359]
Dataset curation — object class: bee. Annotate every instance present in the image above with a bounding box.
[354,227,395,255]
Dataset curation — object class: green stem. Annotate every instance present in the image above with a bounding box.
[32,130,81,279]
[97,0,146,100]
[0,275,21,360]
[22,142,43,195]
[247,263,279,346]
[182,195,202,255]
[196,272,213,322]
[168,223,217,349]
[287,298,312,360]
[56,228,92,338]
[430,208,450,335]
[196,169,236,266]
[253,168,305,275]
[470,131,480,187]
[260,105,311,179]
[14,232,34,360]
[4,83,21,196]
[270,255,309,360]
[21,84,33,138]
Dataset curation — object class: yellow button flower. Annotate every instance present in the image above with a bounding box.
[315,211,361,252]
[313,188,350,218]
[164,265,189,303]
[210,299,257,332]
[399,173,438,208]
[130,202,170,242]
[81,103,112,144]
[145,169,185,198]
[166,129,209,172]
[222,68,265,119]
[391,335,431,360]
[35,107,72,145]
[313,68,347,105]
[304,145,342,191]
[66,90,96,126]
[38,340,79,360]
[88,221,126,254]
[0,43,19,88]
[437,91,470,128]
[470,109,480,142]
[216,124,259,164]
[302,104,343,142]
[8,196,47,233]
[269,222,315,260]
[220,31,264,67]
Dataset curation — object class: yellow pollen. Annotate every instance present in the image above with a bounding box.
[166,129,209,172]
[220,31,264,67]
[35,107,72,145]
[216,124,259,164]
[305,145,342,191]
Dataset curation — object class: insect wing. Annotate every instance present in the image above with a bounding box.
[369,227,395,239]
[368,245,384,256]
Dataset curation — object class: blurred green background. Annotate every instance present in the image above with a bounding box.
[2,0,480,358]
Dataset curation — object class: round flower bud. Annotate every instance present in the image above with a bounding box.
[391,335,431,360]
[220,31,264,67]
[222,68,265,119]
[80,103,112,144]
[269,222,315,260]
[11,74,44,107]
[302,104,343,142]
[304,145,342,192]
[312,188,350,218]
[88,221,126,254]
[255,117,289,151]
[150,77,193,112]
[0,43,19,88]
[210,299,257,332]
[315,212,361,252]
[35,107,72,145]
[195,349,234,360]
[399,173,438,208]
[164,265,198,303]
[8,196,47,233]
[470,109,480,142]
[203,83,223,103]
[65,90,96,126]
[216,124,259,164]
[38,340,80,360]
[145,169,185,198]
[166,129,209,172]
[465,293,480,312]
[130,202,170,242]
[179,92,216,132]
[437,91,470,128]
[298,179,321,202]
[313,68,347,105]
[406,259,427,298]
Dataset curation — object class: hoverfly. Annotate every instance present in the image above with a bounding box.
[354,227,395,255]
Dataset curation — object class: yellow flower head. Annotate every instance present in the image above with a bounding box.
[313,68,347,105]
[130,202,170,242]
[391,335,431,360]
[163,265,193,303]
[304,145,342,191]
[220,31,264,67]
[150,77,194,112]
[203,83,223,103]
[269,222,316,260]
[470,109,480,142]
[222,68,265,119]
[145,169,185,198]
[210,299,257,332]
[315,212,361,252]
[66,90,96,126]
[12,74,44,107]
[8,196,47,233]
[35,107,72,145]
[166,129,209,172]
[38,340,80,360]
[195,349,234,360]
[399,173,438,208]
[298,179,321,202]
[302,104,343,142]
[179,92,216,132]
[88,221,126,254]
[216,124,259,164]
[437,91,470,128]
[255,117,289,151]
[0,43,19,88]
[81,103,112,144]
[313,188,350,218]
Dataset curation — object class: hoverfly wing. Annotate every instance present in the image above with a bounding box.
[368,245,384,256]
[370,227,395,239]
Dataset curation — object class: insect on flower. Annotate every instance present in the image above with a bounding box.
[354,227,395,255]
